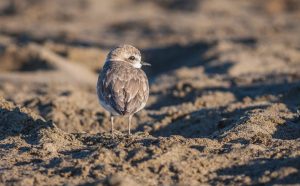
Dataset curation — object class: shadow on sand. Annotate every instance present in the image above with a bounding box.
[212,156,300,185]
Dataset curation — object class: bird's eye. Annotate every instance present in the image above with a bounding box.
[129,56,135,60]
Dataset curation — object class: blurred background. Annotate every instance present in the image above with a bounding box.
[0,0,300,134]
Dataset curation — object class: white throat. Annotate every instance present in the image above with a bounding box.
[132,62,142,68]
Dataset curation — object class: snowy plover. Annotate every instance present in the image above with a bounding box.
[97,45,150,135]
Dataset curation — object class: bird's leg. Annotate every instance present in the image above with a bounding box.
[110,116,114,137]
[128,115,133,135]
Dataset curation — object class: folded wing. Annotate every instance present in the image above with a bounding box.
[99,63,149,115]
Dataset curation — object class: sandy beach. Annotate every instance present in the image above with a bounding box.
[0,0,300,185]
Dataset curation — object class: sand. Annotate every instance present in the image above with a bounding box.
[0,0,300,185]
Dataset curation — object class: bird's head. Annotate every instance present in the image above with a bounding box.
[106,44,151,68]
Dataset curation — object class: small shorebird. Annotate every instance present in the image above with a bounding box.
[97,45,150,135]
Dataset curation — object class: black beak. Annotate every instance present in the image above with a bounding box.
[141,61,151,66]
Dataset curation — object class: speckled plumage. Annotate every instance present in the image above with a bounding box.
[97,61,149,116]
[96,45,150,135]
